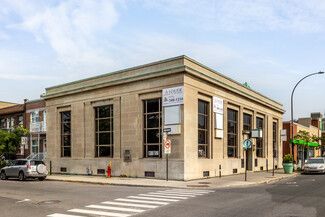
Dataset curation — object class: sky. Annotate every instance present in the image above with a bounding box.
[0,0,324,121]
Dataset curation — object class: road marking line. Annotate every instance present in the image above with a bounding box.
[149,192,196,197]
[138,194,188,199]
[116,198,169,205]
[16,199,30,203]
[86,205,145,213]
[162,191,210,195]
[164,189,214,193]
[128,196,179,202]
[286,182,297,185]
[157,191,204,195]
[148,192,196,197]
[47,214,85,217]
[69,209,131,217]
[102,201,158,208]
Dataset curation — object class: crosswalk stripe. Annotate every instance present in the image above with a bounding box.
[86,204,145,213]
[148,192,196,197]
[138,194,188,199]
[162,190,212,194]
[157,191,204,195]
[116,198,169,205]
[166,190,214,193]
[128,196,179,202]
[102,201,159,208]
[48,188,214,217]
[69,208,131,217]
[47,214,84,217]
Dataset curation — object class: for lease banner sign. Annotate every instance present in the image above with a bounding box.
[162,86,184,106]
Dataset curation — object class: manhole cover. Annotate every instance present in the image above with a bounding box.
[38,200,60,205]
[198,182,211,184]
[187,185,210,188]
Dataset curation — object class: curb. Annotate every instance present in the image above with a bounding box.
[46,178,184,189]
[46,173,298,189]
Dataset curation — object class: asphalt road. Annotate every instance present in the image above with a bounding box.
[0,174,324,217]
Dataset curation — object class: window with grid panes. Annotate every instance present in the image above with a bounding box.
[10,116,15,127]
[243,113,252,131]
[273,122,277,158]
[143,98,162,158]
[61,111,71,157]
[95,105,113,157]
[198,100,209,158]
[0,119,5,129]
[227,109,238,158]
[18,116,23,127]
[256,117,264,157]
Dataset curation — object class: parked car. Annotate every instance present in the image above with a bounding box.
[304,157,325,174]
[0,159,48,181]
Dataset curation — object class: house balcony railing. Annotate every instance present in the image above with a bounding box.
[30,121,46,133]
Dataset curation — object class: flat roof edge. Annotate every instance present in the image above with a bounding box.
[46,55,187,90]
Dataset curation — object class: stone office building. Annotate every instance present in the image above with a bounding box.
[43,56,284,180]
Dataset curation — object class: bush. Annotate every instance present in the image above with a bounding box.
[283,154,293,163]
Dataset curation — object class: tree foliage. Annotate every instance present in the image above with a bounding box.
[0,127,29,157]
[294,130,319,147]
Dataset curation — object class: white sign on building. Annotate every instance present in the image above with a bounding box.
[213,97,224,139]
[213,96,223,114]
[162,86,184,107]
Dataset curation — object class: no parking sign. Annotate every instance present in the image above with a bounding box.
[164,140,171,154]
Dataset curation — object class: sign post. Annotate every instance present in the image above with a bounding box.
[243,139,252,181]
[21,137,27,158]
[164,139,171,181]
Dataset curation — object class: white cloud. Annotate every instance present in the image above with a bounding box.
[142,0,325,32]
[4,0,119,79]
[0,30,9,39]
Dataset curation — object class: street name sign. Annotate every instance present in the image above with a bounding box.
[163,128,171,132]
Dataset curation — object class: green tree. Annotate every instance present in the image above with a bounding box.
[0,127,29,160]
[294,130,319,168]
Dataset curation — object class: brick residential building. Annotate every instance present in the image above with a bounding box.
[0,101,27,159]
[25,99,46,160]
[0,99,46,160]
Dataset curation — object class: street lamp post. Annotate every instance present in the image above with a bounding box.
[291,71,324,169]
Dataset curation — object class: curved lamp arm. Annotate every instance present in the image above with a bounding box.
[291,71,324,166]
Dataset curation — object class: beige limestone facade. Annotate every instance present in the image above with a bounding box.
[43,56,284,180]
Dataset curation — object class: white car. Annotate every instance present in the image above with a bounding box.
[304,158,325,174]
[0,159,48,181]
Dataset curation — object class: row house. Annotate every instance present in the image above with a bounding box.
[0,101,26,158]
[0,99,46,160]
[25,99,47,160]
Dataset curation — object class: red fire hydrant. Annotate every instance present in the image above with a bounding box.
[106,161,111,178]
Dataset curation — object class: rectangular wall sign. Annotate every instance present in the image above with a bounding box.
[213,96,223,114]
[162,86,184,106]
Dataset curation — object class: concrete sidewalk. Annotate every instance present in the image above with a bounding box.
[46,170,298,189]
